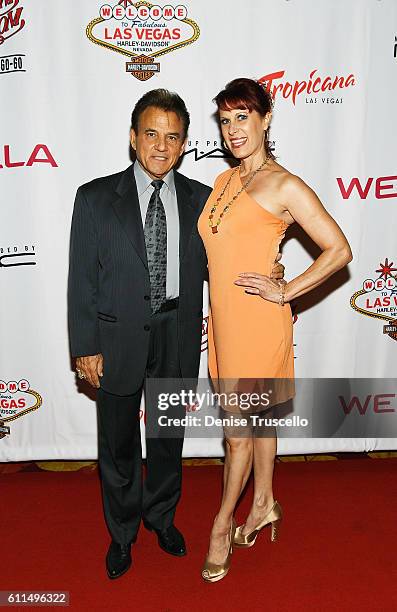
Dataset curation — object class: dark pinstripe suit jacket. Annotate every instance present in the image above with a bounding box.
[67,164,211,396]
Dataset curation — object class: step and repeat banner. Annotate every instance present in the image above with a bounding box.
[1,0,396,459]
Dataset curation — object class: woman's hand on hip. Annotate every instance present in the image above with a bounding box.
[234,272,285,303]
[270,252,285,281]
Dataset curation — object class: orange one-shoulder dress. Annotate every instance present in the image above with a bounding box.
[197,168,295,410]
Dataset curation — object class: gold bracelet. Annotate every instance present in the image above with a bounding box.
[278,282,286,306]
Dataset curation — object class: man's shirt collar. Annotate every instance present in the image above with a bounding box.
[134,160,175,197]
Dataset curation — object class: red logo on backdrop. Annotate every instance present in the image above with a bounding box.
[0,379,42,439]
[0,0,25,45]
[201,316,208,352]
[0,144,58,169]
[350,258,397,341]
[339,394,396,415]
[258,69,356,106]
[86,1,200,81]
[337,175,397,200]
[139,407,146,424]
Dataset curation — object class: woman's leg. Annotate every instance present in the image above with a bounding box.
[241,430,277,535]
[206,435,253,564]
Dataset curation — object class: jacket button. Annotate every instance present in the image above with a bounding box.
[144,295,150,301]
[144,324,150,331]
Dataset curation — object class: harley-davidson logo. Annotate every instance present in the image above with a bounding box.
[86,1,200,81]
[350,258,397,341]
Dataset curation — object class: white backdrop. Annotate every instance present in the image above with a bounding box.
[1,0,396,459]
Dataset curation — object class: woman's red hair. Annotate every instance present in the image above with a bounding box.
[214,77,273,115]
[214,78,275,159]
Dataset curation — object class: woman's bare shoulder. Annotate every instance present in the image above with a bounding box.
[212,166,235,189]
[272,162,312,196]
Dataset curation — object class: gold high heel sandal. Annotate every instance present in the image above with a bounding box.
[234,500,282,548]
[201,519,236,583]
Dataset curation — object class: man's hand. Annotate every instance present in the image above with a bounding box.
[76,354,103,389]
[270,251,285,281]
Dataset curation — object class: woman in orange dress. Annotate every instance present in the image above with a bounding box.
[198,78,352,582]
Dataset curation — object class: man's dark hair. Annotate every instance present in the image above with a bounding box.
[131,89,190,138]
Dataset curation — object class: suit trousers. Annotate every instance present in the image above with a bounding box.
[97,307,185,545]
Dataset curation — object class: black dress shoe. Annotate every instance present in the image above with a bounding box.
[106,541,132,579]
[144,522,186,557]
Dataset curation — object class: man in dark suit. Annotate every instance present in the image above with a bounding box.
[68,89,283,579]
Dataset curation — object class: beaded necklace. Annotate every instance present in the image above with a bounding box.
[208,157,270,234]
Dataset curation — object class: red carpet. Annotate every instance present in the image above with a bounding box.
[1,459,396,611]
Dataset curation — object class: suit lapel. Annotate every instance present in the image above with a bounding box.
[111,165,148,269]
[174,171,196,262]
[111,166,197,270]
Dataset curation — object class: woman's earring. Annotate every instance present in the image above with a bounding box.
[222,140,229,151]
